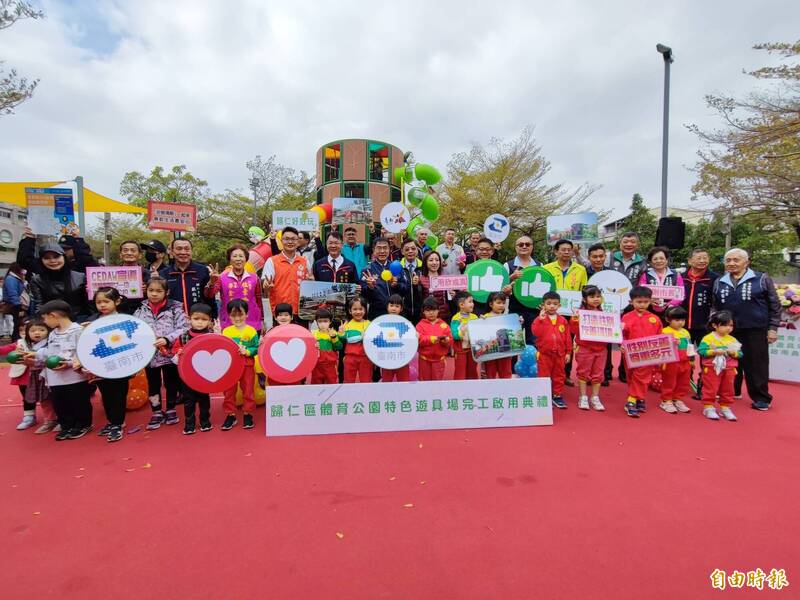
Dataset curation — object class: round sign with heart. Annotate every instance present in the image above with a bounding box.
[258,324,318,384]
[177,334,245,393]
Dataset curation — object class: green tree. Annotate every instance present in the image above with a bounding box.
[690,42,800,243]
[86,217,171,265]
[613,193,657,252]
[119,164,210,209]
[0,0,44,115]
[438,126,601,261]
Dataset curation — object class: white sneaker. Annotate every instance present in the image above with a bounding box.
[34,420,58,434]
[703,407,720,420]
[578,396,590,410]
[16,413,36,430]
[590,396,605,411]
[674,400,691,413]
[719,406,737,421]
[660,401,678,414]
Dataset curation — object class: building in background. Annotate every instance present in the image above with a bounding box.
[0,202,27,271]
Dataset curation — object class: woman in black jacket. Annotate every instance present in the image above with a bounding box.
[28,242,92,321]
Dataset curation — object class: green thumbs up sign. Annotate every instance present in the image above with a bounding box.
[465,260,510,303]
[513,267,556,308]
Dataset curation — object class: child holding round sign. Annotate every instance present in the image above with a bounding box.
[221,299,260,431]
[380,295,411,382]
[570,285,607,411]
[171,304,215,434]
[85,287,132,442]
[416,296,453,381]
[531,291,571,409]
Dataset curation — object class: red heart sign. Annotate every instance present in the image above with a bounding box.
[177,334,245,393]
[258,324,318,384]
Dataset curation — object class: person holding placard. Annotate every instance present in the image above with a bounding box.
[480,292,514,380]
[342,225,374,276]
[570,286,607,411]
[620,287,662,418]
[171,304,215,435]
[379,295,412,382]
[637,246,684,321]
[502,235,540,345]
[419,251,451,323]
[416,297,453,381]
[25,242,92,322]
[659,306,693,415]
[531,291,571,409]
[451,291,479,380]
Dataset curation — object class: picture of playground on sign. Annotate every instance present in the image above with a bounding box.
[298,281,360,321]
[467,314,526,363]
[332,197,373,225]
[546,212,599,245]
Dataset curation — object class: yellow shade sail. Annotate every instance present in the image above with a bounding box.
[0,181,147,214]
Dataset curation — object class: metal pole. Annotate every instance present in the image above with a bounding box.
[103,212,111,264]
[725,208,733,250]
[660,55,671,219]
[250,177,258,227]
[75,175,86,236]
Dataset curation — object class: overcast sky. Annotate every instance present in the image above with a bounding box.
[1,0,798,223]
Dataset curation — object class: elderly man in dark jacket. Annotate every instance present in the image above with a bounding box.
[712,248,781,411]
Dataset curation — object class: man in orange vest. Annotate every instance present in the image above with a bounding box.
[261,226,312,319]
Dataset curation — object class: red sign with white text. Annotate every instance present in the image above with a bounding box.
[147,200,197,232]
[177,334,245,393]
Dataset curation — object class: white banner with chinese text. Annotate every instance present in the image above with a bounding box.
[266,378,552,437]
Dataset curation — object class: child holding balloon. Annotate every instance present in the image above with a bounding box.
[2,318,32,429]
[26,300,92,441]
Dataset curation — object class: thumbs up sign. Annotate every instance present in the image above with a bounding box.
[471,265,504,292]
[519,273,551,298]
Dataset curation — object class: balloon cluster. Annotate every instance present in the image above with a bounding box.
[308,202,333,225]
[394,159,443,249]
[513,345,539,378]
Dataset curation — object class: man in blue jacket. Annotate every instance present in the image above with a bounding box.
[712,248,781,411]
[361,237,408,320]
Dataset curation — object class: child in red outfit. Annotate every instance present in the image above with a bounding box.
[311,308,342,384]
[416,297,452,381]
[620,286,663,418]
[481,292,514,379]
[698,310,742,421]
[570,285,607,411]
[531,291,571,408]
[340,296,373,383]
[381,295,411,382]
[451,291,479,380]
[659,305,693,414]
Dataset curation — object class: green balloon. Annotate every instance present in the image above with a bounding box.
[426,234,439,250]
[512,267,556,309]
[406,216,425,238]
[420,194,440,221]
[465,259,510,304]
[6,351,21,364]
[406,187,426,207]
[393,166,407,185]
[414,163,442,185]
[45,355,63,369]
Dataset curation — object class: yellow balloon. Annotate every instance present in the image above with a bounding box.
[381,269,392,281]
[244,262,256,274]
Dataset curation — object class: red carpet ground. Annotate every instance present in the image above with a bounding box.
[1,364,798,599]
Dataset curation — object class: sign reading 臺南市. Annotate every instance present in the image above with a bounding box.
[546,212,599,245]
[467,313,525,363]
[265,378,552,437]
[76,315,156,379]
[429,275,468,293]
[147,200,197,232]
[768,328,800,383]
[85,266,144,299]
[622,334,679,369]
[25,187,76,237]
[465,260,509,303]
[643,285,685,302]
[272,210,320,232]
[364,314,418,370]
[332,197,373,225]
[577,309,622,343]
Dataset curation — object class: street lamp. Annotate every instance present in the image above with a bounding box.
[249,176,259,227]
[656,43,673,219]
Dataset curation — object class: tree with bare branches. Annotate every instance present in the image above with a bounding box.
[0,0,43,115]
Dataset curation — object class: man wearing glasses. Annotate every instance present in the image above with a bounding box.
[502,235,540,343]
[262,226,312,318]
